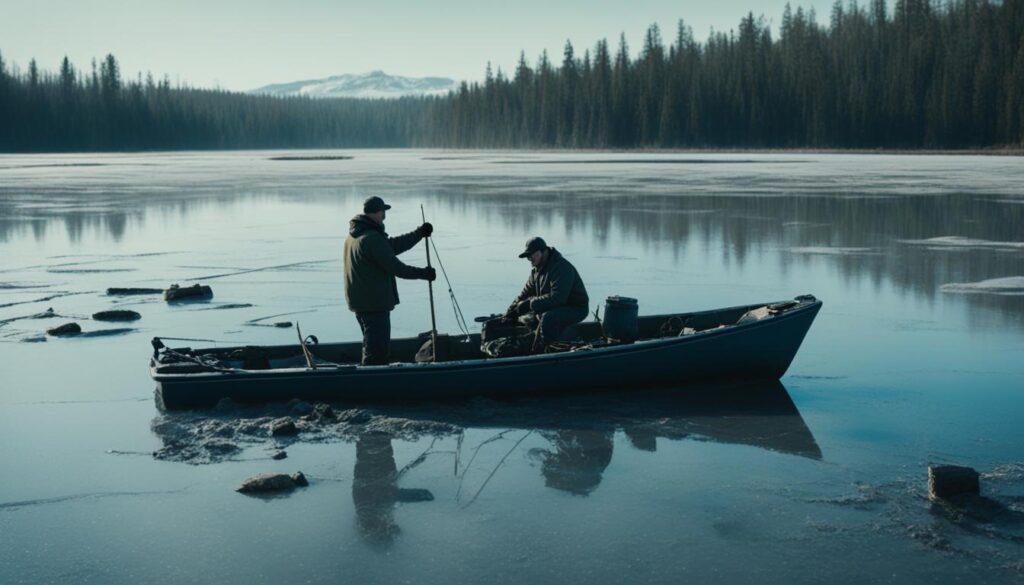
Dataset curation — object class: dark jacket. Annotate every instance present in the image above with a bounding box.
[344,215,429,312]
[513,248,590,314]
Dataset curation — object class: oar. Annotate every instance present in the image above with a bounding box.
[421,204,439,362]
[296,321,316,370]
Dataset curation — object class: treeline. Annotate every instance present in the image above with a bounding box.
[1,0,1023,152]
[427,0,1024,148]
[0,54,426,150]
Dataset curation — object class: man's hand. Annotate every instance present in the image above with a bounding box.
[515,300,531,316]
[424,267,437,282]
[418,222,433,237]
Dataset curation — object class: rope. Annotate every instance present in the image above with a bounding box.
[428,237,472,338]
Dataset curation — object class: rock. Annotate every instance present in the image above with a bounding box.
[46,322,81,336]
[273,321,293,328]
[272,450,288,460]
[31,307,56,319]
[288,399,314,416]
[291,471,308,487]
[106,287,163,296]
[929,465,980,501]
[237,472,301,494]
[92,309,142,321]
[309,403,338,421]
[269,417,298,436]
[163,283,213,302]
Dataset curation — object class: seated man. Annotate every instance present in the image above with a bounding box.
[505,237,590,346]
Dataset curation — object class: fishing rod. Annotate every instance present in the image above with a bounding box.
[421,204,439,362]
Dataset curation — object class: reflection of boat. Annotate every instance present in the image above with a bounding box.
[413,379,822,462]
[151,297,822,410]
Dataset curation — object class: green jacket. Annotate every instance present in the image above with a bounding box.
[513,248,590,314]
[344,215,429,313]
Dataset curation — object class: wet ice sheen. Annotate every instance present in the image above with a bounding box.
[1,151,1023,584]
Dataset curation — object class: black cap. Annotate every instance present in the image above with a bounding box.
[518,236,548,258]
[363,196,392,213]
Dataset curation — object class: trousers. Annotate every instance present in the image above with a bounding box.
[355,311,391,365]
[538,305,589,344]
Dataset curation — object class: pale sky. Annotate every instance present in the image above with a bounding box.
[1,0,835,91]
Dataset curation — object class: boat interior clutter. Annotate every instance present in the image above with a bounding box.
[152,296,814,374]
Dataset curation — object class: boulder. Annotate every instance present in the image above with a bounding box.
[163,283,213,302]
[271,450,288,460]
[309,403,338,422]
[46,322,81,336]
[269,417,298,436]
[92,309,142,321]
[237,472,305,494]
[928,465,980,501]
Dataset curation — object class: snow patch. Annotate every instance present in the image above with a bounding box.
[900,236,1024,250]
[251,71,458,99]
[940,276,1024,295]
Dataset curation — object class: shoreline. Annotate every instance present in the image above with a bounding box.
[0,146,1023,157]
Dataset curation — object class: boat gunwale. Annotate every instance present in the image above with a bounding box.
[151,299,822,383]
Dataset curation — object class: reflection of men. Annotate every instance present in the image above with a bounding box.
[352,433,400,546]
[351,432,434,548]
[539,430,613,496]
[505,237,589,345]
[344,196,435,365]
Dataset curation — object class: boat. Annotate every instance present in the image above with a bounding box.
[151,295,822,410]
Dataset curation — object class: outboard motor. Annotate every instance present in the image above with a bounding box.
[602,296,639,343]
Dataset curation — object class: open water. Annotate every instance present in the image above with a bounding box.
[1,151,1022,584]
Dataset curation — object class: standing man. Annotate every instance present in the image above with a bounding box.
[505,237,589,346]
[344,196,435,365]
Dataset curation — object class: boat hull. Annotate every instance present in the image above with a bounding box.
[154,300,822,410]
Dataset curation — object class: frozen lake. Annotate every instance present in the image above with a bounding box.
[1,150,1023,583]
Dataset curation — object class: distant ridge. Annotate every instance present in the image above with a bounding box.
[250,71,458,99]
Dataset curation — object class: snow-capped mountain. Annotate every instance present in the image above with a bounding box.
[250,71,458,99]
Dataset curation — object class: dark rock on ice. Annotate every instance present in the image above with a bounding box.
[269,417,298,436]
[929,465,980,501]
[272,450,288,460]
[46,322,81,336]
[163,283,213,301]
[92,309,142,321]
[237,472,307,494]
[307,403,338,422]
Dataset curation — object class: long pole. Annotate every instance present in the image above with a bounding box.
[421,205,438,362]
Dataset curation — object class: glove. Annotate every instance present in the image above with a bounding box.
[515,300,531,315]
[418,222,433,237]
[424,267,437,282]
